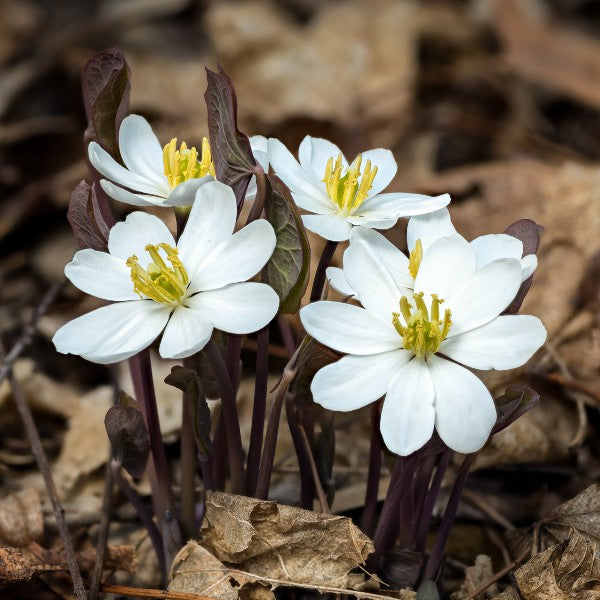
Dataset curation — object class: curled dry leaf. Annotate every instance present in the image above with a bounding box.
[200,492,373,588]
[514,530,600,600]
[451,555,498,600]
[0,489,43,548]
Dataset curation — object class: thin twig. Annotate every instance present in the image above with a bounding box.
[297,419,330,514]
[0,280,64,387]
[544,372,600,405]
[5,365,86,600]
[461,489,516,531]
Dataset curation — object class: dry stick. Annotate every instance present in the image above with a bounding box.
[7,370,86,600]
[545,371,600,405]
[297,417,331,514]
[0,280,64,387]
[464,548,530,600]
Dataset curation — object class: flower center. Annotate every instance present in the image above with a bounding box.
[322,153,378,216]
[408,239,423,279]
[162,137,215,188]
[126,243,189,304]
[392,292,452,357]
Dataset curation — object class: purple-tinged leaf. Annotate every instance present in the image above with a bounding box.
[504,219,544,314]
[204,66,256,210]
[67,181,110,251]
[82,46,131,159]
[382,548,423,590]
[492,385,540,435]
[165,366,212,459]
[265,174,311,314]
[105,394,150,478]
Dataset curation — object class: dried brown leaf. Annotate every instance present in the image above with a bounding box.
[201,492,373,588]
[452,555,498,600]
[0,489,43,548]
[0,546,59,585]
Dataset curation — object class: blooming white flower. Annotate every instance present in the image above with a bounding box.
[267,136,451,242]
[53,181,279,363]
[326,207,538,298]
[301,232,546,456]
[88,114,268,208]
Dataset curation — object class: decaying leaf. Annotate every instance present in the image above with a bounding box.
[0,489,43,548]
[508,485,600,573]
[514,531,600,600]
[451,555,498,600]
[201,492,373,588]
[0,546,59,585]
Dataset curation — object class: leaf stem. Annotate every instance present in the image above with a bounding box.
[203,338,245,493]
[180,397,197,539]
[310,240,338,301]
[362,401,383,536]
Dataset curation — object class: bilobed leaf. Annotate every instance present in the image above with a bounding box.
[504,219,543,314]
[265,174,311,314]
[104,397,150,478]
[204,66,256,209]
[82,45,131,159]
[165,366,212,459]
[492,385,540,434]
[67,181,110,251]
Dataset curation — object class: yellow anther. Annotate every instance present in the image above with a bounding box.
[322,152,378,216]
[408,239,423,279]
[162,137,216,188]
[392,292,452,357]
[127,244,189,304]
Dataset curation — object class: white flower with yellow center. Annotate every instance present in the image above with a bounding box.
[53,181,279,363]
[326,208,538,298]
[88,114,267,208]
[267,136,451,242]
[300,233,546,455]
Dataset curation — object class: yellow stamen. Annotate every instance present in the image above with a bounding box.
[126,243,189,304]
[392,292,452,357]
[408,239,423,279]
[322,152,378,215]
[162,137,216,188]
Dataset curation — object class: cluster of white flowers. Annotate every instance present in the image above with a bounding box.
[54,115,546,455]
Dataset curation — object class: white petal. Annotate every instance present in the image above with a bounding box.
[326,266,355,297]
[521,254,537,281]
[471,234,523,268]
[380,357,435,456]
[302,213,352,241]
[440,315,546,370]
[177,180,237,283]
[359,149,397,197]
[346,218,398,230]
[108,212,176,263]
[118,115,169,191]
[414,235,476,300]
[159,305,213,359]
[311,350,412,411]
[245,176,258,201]
[88,141,165,196]
[300,301,401,355]
[53,301,170,363]
[446,259,522,336]
[356,192,450,220]
[267,138,331,210]
[298,136,347,184]
[166,176,213,207]
[100,180,167,207]
[343,240,404,315]
[428,354,496,453]
[250,135,269,165]
[407,207,457,253]
[192,219,276,292]
[65,249,137,301]
[349,228,413,290]
[187,282,279,334]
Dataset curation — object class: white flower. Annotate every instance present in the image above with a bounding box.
[301,233,546,456]
[326,208,538,298]
[267,136,451,242]
[88,114,267,208]
[53,181,279,363]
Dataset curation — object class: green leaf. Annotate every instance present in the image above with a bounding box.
[265,174,311,314]
[82,45,131,159]
[204,66,256,210]
[104,394,150,478]
[165,366,212,459]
